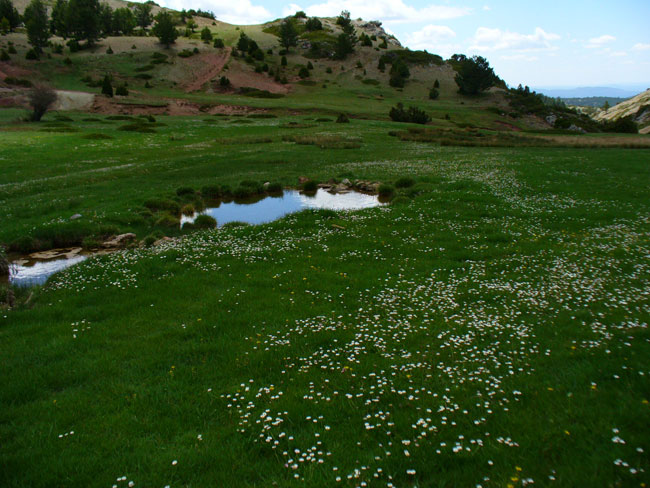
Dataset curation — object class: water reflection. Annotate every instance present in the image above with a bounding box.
[7,254,88,287]
[182,189,385,227]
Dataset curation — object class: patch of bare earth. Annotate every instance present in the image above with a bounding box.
[183,48,232,92]
[221,62,291,94]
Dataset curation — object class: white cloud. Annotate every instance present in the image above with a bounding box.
[632,43,650,51]
[501,54,538,62]
[585,34,615,49]
[482,5,491,10]
[155,0,272,24]
[469,27,560,52]
[299,0,472,24]
[404,25,458,58]
[282,3,304,17]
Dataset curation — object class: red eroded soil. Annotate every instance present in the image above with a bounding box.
[183,48,232,93]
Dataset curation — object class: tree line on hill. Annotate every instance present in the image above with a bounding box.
[0,0,199,56]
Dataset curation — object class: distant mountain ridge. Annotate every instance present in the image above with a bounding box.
[535,86,647,98]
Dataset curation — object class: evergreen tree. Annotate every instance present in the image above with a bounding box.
[454,55,496,95]
[101,74,113,97]
[186,18,196,33]
[0,0,19,31]
[334,33,353,60]
[279,19,298,51]
[237,32,250,52]
[112,7,135,36]
[98,2,113,36]
[153,11,177,48]
[133,2,152,30]
[50,0,68,37]
[200,26,212,42]
[0,17,9,35]
[24,0,50,54]
[67,0,102,45]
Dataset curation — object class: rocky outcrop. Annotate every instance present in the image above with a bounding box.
[102,233,137,248]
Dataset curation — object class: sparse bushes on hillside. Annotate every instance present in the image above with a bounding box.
[603,117,638,134]
[305,17,322,31]
[389,103,431,124]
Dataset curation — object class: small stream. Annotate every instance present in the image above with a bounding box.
[5,190,386,288]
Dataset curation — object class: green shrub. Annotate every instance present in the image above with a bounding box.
[378,184,395,197]
[299,66,310,78]
[144,198,181,215]
[144,235,157,246]
[106,46,113,54]
[302,180,318,193]
[115,85,128,96]
[395,177,415,188]
[336,114,350,123]
[266,182,282,193]
[201,185,221,198]
[176,187,195,197]
[389,103,431,124]
[25,49,38,60]
[194,214,217,229]
[391,196,410,205]
[326,67,332,74]
[429,87,439,100]
[0,49,9,61]
[213,38,224,48]
[181,203,195,216]
[155,213,180,228]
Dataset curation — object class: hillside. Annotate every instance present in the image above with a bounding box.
[0,5,557,130]
[594,89,650,134]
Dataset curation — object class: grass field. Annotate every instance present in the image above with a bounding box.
[1,107,649,487]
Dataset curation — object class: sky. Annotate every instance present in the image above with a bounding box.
[152,0,650,89]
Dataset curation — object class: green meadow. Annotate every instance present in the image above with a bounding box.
[1,108,649,487]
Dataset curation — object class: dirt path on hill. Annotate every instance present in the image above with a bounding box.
[184,48,232,93]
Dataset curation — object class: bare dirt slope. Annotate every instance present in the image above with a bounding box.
[183,48,232,92]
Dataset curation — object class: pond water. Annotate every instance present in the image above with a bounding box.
[6,253,88,288]
[5,190,385,288]
[182,189,385,227]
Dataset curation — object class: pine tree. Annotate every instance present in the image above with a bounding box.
[153,11,178,48]
[279,19,298,51]
[0,0,19,31]
[50,0,69,37]
[101,74,113,97]
[67,0,102,45]
[134,3,153,30]
[24,0,50,55]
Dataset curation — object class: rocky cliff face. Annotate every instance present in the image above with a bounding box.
[593,89,650,133]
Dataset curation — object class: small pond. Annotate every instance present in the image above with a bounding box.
[5,250,88,288]
[5,190,385,288]
[182,189,385,227]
